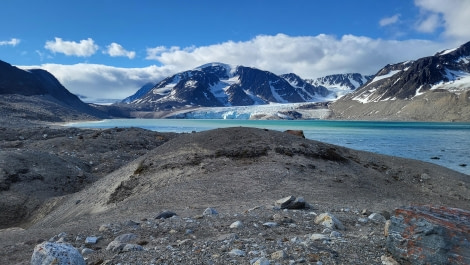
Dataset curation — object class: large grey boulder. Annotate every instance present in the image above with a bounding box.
[31,241,85,265]
[386,205,470,265]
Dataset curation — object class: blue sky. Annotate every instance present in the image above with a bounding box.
[1,0,469,102]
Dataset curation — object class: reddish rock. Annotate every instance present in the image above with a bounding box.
[386,205,470,265]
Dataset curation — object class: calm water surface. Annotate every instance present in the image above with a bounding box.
[66,119,470,175]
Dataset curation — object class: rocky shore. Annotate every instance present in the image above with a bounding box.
[1,118,469,264]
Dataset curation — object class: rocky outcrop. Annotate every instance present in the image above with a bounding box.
[386,205,470,265]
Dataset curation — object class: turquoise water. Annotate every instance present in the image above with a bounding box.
[66,119,470,175]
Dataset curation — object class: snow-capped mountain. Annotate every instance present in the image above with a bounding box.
[345,41,470,103]
[125,63,335,111]
[330,41,470,121]
[306,73,373,98]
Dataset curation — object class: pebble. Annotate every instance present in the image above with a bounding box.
[230,220,244,229]
[229,248,246,257]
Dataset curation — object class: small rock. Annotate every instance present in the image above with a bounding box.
[155,210,177,219]
[368,213,386,223]
[85,236,99,244]
[310,234,329,241]
[275,195,306,209]
[31,242,85,265]
[114,233,138,243]
[361,209,372,216]
[314,213,345,230]
[122,244,144,252]
[230,220,244,229]
[262,222,279,228]
[384,220,391,237]
[81,248,94,255]
[330,231,342,238]
[357,217,369,224]
[253,257,271,265]
[271,250,288,260]
[380,255,400,265]
[203,207,218,216]
[229,248,246,257]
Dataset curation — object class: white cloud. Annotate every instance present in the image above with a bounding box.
[19,63,175,103]
[146,33,446,79]
[21,34,455,102]
[45,37,99,57]
[105,43,136,59]
[0,38,20,46]
[414,0,470,41]
[379,14,400,27]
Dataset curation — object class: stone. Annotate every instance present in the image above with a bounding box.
[31,242,85,265]
[155,210,177,219]
[262,222,279,228]
[203,207,218,216]
[85,236,99,244]
[310,234,329,241]
[271,249,288,260]
[386,205,470,265]
[368,213,386,223]
[275,195,306,209]
[106,233,138,252]
[276,196,295,209]
[384,220,391,237]
[228,248,246,257]
[381,255,400,265]
[330,231,342,238]
[314,213,345,230]
[230,220,243,229]
[81,248,94,255]
[253,257,271,265]
[122,244,144,252]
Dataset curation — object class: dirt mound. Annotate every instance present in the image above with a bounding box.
[28,127,469,231]
[0,126,177,228]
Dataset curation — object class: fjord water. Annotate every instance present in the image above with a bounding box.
[67,119,470,175]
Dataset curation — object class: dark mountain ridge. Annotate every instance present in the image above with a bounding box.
[0,59,108,122]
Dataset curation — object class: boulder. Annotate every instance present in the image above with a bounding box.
[386,205,470,265]
[31,242,85,265]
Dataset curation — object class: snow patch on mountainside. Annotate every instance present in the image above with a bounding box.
[370,70,401,84]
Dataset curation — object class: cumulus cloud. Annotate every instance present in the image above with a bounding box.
[0,38,20,46]
[19,63,175,103]
[45,37,99,57]
[379,14,401,27]
[414,0,470,41]
[105,43,136,59]
[145,33,446,79]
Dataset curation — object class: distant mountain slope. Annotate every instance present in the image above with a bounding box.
[121,82,155,103]
[122,63,335,111]
[330,41,470,121]
[307,73,373,98]
[0,60,108,122]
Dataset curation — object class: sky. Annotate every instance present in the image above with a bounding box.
[1,0,470,103]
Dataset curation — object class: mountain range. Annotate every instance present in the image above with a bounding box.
[1,41,469,122]
[121,63,369,112]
